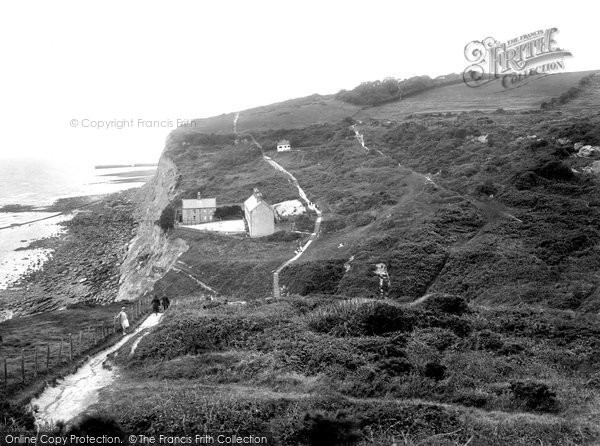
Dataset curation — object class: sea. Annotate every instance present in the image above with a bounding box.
[0,158,156,302]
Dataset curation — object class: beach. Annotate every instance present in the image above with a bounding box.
[0,161,155,320]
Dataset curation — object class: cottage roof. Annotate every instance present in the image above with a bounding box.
[244,194,273,213]
[277,139,290,145]
[182,198,216,209]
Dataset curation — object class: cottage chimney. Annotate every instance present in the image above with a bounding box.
[253,187,262,201]
[197,192,201,199]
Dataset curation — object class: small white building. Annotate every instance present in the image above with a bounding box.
[244,189,275,238]
[277,139,291,152]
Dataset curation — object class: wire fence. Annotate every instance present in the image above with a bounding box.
[0,296,154,389]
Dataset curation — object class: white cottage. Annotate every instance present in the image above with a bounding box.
[277,139,291,152]
[244,189,275,237]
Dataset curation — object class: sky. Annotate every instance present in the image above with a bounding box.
[0,0,598,165]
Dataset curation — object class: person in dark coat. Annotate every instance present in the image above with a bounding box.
[161,296,170,311]
[151,296,161,314]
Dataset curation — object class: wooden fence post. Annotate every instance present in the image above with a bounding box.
[46,344,50,371]
[69,333,73,362]
[113,318,117,334]
[34,347,38,377]
[21,349,25,383]
[102,321,106,338]
[93,327,97,345]
[79,331,83,354]
[58,340,63,364]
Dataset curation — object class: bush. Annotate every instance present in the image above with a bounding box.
[514,171,539,190]
[423,362,446,380]
[474,180,498,196]
[299,411,361,446]
[214,205,242,220]
[67,414,125,437]
[157,203,175,232]
[378,357,413,375]
[263,231,303,242]
[510,380,558,412]
[281,260,346,295]
[0,400,35,430]
[360,303,417,335]
[307,302,417,336]
[534,160,575,181]
[421,294,469,315]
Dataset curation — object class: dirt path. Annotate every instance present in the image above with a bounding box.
[352,124,524,299]
[235,118,323,298]
[173,260,219,295]
[31,312,163,427]
[263,155,322,297]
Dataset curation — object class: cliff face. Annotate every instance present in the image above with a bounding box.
[116,152,188,301]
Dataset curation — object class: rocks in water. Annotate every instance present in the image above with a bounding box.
[6,192,137,315]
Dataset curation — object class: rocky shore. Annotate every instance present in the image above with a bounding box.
[1,190,137,317]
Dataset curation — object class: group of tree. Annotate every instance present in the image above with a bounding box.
[336,73,462,106]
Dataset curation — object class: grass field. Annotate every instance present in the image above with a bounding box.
[178,71,598,135]
[91,295,600,445]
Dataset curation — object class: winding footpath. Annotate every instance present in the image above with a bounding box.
[31,312,163,428]
[235,117,323,298]
[263,155,323,298]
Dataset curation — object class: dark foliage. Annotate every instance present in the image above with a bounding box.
[263,231,303,242]
[299,411,361,446]
[214,205,243,220]
[423,362,446,381]
[67,414,125,437]
[281,260,346,295]
[157,203,176,232]
[534,160,575,181]
[510,381,558,412]
[0,400,35,430]
[421,294,470,316]
[336,74,462,106]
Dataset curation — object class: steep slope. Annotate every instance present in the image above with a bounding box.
[87,71,600,444]
[184,71,598,135]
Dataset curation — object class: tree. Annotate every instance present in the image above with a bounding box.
[158,203,175,232]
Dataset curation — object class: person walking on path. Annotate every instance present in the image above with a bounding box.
[115,307,130,335]
[161,296,170,311]
[151,296,161,314]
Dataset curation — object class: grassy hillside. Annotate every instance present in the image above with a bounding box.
[7,70,600,442]
[94,295,600,444]
[154,73,600,309]
[183,71,598,136]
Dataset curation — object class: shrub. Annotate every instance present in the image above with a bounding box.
[359,303,417,335]
[214,205,242,220]
[474,180,498,196]
[378,357,413,375]
[281,260,346,295]
[263,231,303,242]
[534,160,575,181]
[157,203,175,232]
[421,294,469,315]
[514,171,539,190]
[510,380,558,412]
[299,411,361,446]
[451,391,489,408]
[67,414,125,437]
[307,302,417,336]
[423,362,446,380]
[0,400,35,430]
